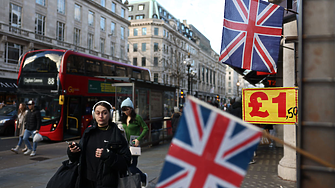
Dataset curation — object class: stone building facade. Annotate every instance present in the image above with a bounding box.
[0,0,129,103]
[127,0,226,104]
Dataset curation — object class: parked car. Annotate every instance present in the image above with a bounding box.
[0,105,17,136]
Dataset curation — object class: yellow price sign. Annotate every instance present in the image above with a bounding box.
[242,87,298,124]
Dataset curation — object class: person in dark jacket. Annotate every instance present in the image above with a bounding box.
[171,106,183,135]
[67,101,131,188]
[228,97,242,119]
[23,100,41,156]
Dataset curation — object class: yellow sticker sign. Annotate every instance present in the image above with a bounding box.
[242,87,298,124]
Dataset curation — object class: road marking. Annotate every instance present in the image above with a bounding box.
[0,136,18,140]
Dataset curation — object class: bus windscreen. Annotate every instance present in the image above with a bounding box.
[22,51,64,73]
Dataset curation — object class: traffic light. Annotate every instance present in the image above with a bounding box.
[217,95,220,101]
[181,90,184,98]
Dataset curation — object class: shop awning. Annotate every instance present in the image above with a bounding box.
[0,78,18,92]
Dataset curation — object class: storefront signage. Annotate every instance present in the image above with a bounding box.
[242,87,298,124]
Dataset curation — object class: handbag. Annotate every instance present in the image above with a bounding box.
[46,159,79,188]
[118,168,141,188]
[129,146,141,156]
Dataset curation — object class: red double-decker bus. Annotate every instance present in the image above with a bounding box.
[17,49,151,141]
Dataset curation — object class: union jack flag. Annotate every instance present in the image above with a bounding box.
[219,0,284,73]
[157,96,262,188]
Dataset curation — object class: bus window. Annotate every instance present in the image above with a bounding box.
[115,66,127,77]
[102,62,116,76]
[22,51,63,73]
[142,71,150,81]
[67,55,85,75]
[86,59,101,76]
[132,69,142,79]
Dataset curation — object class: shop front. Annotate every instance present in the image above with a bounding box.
[0,77,17,105]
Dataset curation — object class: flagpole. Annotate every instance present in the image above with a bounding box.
[284,8,299,15]
[262,130,335,169]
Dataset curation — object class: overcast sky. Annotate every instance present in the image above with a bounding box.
[129,0,225,54]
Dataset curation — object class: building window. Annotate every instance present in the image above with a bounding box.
[228,82,231,87]
[88,11,94,26]
[57,0,65,14]
[133,43,138,52]
[154,43,158,52]
[5,42,23,64]
[154,73,158,82]
[141,57,146,66]
[154,28,159,35]
[133,57,137,66]
[74,28,80,45]
[111,42,115,56]
[135,15,144,19]
[101,0,105,7]
[9,4,22,28]
[128,16,133,20]
[229,76,231,80]
[111,2,116,13]
[138,4,144,10]
[88,33,94,50]
[213,72,216,86]
[35,14,45,35]
[121,8,125,18]
[133,28,138,36]
[142,27,146,35]
[206,68,209,83]
[210,70,212,84]
[36,0,45,6]
[100,17,106,31]
[111,22,116,36]
[141,43,146,52]
[154,57,158,66]
[100,38,105,53]
[202,66,205,81]
[74,4,81,21]
[121,26,125,40]
[57,22,65,41]
[120,46,125,60]
[128,6,133,11]
[229,89,231,93]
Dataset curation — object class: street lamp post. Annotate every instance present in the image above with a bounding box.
[184,59,192,95]
[236,81,240,97]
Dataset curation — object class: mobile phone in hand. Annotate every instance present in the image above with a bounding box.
[66,141,75,148]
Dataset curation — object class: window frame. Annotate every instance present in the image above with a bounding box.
[35,13,45,35]
[74,4,81,21]
[9,3,22,28]
[57,0,65,14]
[88,11,94,27]
[56,21,65,41]
[74,28,81,46]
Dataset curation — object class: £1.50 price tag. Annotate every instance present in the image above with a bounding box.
[242,87,298,124]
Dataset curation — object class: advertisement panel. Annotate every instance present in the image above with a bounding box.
[243,87,298,124]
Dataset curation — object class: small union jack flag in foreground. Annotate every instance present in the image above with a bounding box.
[156,96,262,188]
[219,0,284,73]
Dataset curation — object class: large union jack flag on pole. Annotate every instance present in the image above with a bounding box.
[156,96,262,188]
[219,0,284,73]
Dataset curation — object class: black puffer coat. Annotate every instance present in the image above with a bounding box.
[25,108,41,131]
[67,122,131,188]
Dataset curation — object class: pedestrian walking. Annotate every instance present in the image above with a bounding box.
[11,103,28,153]
[120,97,149,188]
[67,101,131,188]
[228,97,256,164]
[171,106,183,135]
[23,100,41,156]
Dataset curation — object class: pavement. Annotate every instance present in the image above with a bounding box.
[0,139,297,188]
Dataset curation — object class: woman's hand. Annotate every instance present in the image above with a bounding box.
[69,142,81,153]
[134,139,140,147]
[95,148,104,158]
